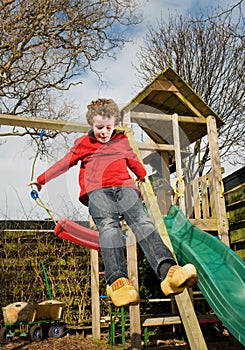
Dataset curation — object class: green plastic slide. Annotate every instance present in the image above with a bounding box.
[164,205,245,347]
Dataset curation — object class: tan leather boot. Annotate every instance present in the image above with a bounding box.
[106,277,140,307]
[161,264,198,296]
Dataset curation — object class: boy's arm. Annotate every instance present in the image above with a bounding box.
[37,150,80,185]
[124,137,147,180]
[28,136,84,189]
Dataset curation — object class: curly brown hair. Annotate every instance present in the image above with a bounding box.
[86,98,120,126]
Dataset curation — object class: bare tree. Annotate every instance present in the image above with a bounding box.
[0,0,140,119]
[135,2,244,175]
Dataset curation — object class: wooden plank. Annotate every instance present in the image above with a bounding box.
[143,318,171,327]
[227,206,245,224]
[131,111,207,124]
[207,116,229,246]
[208,172,216,218]
[91,250,100,340]
[185,182,193,218]
[132,111,172,122]
[230,227,245,244]
[225,184,245,206]
[192,179,201,219]
[157,152,172,215]
[137,142,174,152]
[233,249,245,261]
[224,180,244,260]
[126,228,142,350]
[150,79,178,92]
[143,314,220,327]
[190,219,217,231]
[200,176,210,219]
[0,113,89,133]
[175,289,208,350]
[174,92,205,119]
[172,114,186,213]
[226,198,245,210]
[143,316,181,327]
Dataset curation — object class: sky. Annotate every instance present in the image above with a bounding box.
[0,0,243,220]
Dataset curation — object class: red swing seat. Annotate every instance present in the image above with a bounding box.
[54,218,100,251]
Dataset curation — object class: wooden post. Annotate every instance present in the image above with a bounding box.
[157,152,172,215]
[175,289,208,350]
[172,113,186,214]
[206,116,230,246]
[126,229,141,350]
[122,110,142,349]
[91,249,100,340]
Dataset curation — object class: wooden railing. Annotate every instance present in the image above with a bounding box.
[186,172,218,232]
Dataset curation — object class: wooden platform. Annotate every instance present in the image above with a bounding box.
[143,314,220,327]
[142,314,221,347]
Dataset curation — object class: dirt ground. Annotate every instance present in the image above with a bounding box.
[0,335,189,350]
[0,325,244,350]
[0,333,244,350]
[0,334,117,350]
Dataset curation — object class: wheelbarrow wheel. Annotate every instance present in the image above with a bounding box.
[0,327,11,343]
[48,323,64,338]
[29,324,43,342]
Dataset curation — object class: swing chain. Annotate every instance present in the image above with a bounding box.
[39,129,46,158]
[29,129,60,224]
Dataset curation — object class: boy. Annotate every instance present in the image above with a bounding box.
[28,98,198,307]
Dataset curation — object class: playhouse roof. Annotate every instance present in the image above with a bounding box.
[122,66,224,145]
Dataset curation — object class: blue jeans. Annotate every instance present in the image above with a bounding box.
[88,186,175,285]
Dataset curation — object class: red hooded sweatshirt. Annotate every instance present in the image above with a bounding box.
[37,130,146,206]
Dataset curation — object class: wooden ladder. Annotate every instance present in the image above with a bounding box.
[123,124,208,350]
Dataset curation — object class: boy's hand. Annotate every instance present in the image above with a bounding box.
[27,180,42,192]
[136,177,146,184]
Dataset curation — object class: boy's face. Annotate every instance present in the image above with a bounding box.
[92,115,116,143]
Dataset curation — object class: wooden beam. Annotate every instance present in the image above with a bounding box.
[91,249,100,340]
[0,113,89,133]
[137,142,174,152]
[126,228,141,350]
[229,227,245,244]
[174,92,206,119]
[131,111,172,122]
[131,111,207,124]
[156,151,172,215]
[207,115,230,246]
[189,219,217,231]
[150,79,178,92]
[143,314,220,327]
[172,113,186,214]
[175,289,208,350]
[143,316,182,327]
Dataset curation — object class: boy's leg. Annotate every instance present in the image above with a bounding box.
[88,188,139,306]
[118,187,198,295]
